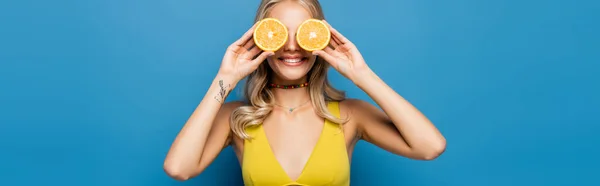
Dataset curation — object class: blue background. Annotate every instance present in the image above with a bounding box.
[1,0,598,185]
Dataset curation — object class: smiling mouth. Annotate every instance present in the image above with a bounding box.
[278,57,308,66]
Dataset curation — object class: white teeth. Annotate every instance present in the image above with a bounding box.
[283,58,302,63]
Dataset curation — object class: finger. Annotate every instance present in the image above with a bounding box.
[330,33,342,46]
[331,31,345,46]
[247,46,262,59]
[324,46,336,54]
[329,32,351,53]
[323,20,350,45]
[325,46,345,58]
[329,36,349,52]
[243,38,255,51]
[233,22,259,47]
[250,51,274,67]
[331,36,344,48]
[328,38,339,49]
[313,50,338,67]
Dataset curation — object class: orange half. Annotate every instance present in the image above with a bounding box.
[253,18,288,52]
[296,19,330,51]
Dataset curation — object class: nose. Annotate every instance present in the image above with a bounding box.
[282,27,299,52]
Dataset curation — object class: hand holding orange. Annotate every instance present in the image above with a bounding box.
[251,18,371,84]
[218,21,274,83]
[311,20,372,85]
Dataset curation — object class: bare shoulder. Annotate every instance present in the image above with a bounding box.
[338,99,365,121]
[339,98,390,132]
[339,98,369,108]
[339,98,380,118]
[337,99,376,139]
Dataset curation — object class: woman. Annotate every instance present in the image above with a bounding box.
[163,0,446,185]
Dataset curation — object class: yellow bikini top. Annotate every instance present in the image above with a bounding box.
[241,101,350,186]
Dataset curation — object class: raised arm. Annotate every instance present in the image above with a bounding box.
[163,22,273,181]
[314,20,446,160]
[349,76,446,160]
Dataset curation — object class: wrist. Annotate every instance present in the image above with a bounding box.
[214,73,240,89]
[210,74,238,104]
[352,68,379,89]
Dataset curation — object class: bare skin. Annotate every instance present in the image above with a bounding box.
[163,1,446,181]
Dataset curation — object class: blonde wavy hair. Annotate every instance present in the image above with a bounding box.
[230,0,347,139]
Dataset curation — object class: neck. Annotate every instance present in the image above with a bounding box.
[270,77,311,107]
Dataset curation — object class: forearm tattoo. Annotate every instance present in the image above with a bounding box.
[214,80,231,103]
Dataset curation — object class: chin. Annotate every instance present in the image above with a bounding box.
[267,55,316,82]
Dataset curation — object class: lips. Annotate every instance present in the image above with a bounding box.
[283,58,302,63]
[278,56,307,67]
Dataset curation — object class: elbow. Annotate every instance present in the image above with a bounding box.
[163,161,194,181]
[421,147,445,160]
[420,139,447,161]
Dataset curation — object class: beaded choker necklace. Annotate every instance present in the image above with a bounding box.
[269,82,309,89]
